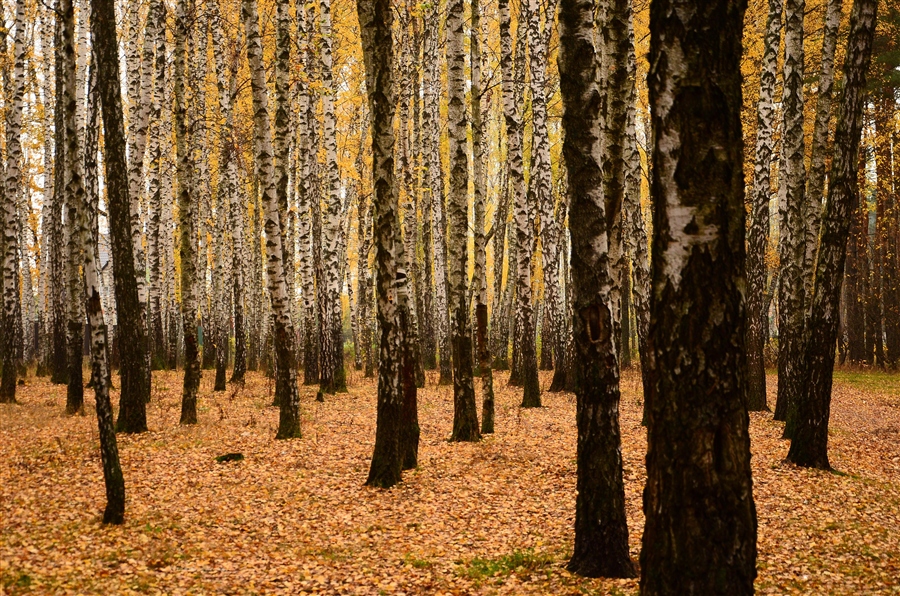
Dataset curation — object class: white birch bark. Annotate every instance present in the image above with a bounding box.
[242,0,302,437]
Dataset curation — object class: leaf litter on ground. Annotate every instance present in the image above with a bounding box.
[1,367,898,595]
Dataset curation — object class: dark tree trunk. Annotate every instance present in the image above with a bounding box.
[788,0,877,469]
[359,0,407,488]
[845,150,869,365]
[93,0,149,434]
[90,0,131,524]
[558,0,635,579]
[639,0,757,590]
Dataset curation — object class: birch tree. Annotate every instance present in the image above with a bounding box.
[174,0,201,424]
[558,0,634,578]
[746,0,783,411]
[318,0,347,396]
[789,0,877,469]
[499,0,538,406]
[61,0,86,414]
[639,0,757,589]
[775,0,807,424]
[243,0,302,438]
[0,0,26,403]
[445,0,479,441]
[358,0,409,488]
[471,0,494,434]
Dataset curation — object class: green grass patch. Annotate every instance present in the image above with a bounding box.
[457,548,554,581]
[403,554,433,569]
[832,370,900,395]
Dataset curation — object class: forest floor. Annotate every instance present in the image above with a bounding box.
[1,366,899,595]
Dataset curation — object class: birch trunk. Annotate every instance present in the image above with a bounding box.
[446,0,479,441]
[0,0,26,402]
[558,0,634,577]
[93,0,149,433]
[147,0,166,370]
[296,0,318,385]
[317,0,347,396]
[746,0,783,411]
[471,0,494,434]
[775,0,807,425]
[243,0,302,438]
[803,0,842,302]
[620,4,650,397]
[175,0,201,424]
[499,0,535,403]
[62,0,86,414]
[789,0,876,469]
[425,4,452,385]
[88,0,128,523]
[358,0,411,487]
[639,0,756,588]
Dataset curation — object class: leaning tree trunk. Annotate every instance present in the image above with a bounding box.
[803,0,842,304]
[558,0,635,579]
[639,0,757,590]
[746,0,783,412]
[446,0,479,442]
[83,0,127,524]
[788,0,877,470]
[243,0,302,439]
[775,0,807,425]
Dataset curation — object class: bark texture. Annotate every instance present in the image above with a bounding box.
[639,0,757,590]
[558,0,634,578]
[788,0,877,470]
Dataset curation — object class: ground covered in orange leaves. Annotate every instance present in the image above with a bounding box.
[1,366,899,595]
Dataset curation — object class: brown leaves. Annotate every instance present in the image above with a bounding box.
[0,369,898,594]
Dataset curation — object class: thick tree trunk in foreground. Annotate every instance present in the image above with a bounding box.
[639,0,757,591]
[1,0,26,404]
[243,0,302,439]
[746,0,782,412]
[447,0,480,442]
[558,0,634,578]
[788,0,877,470]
